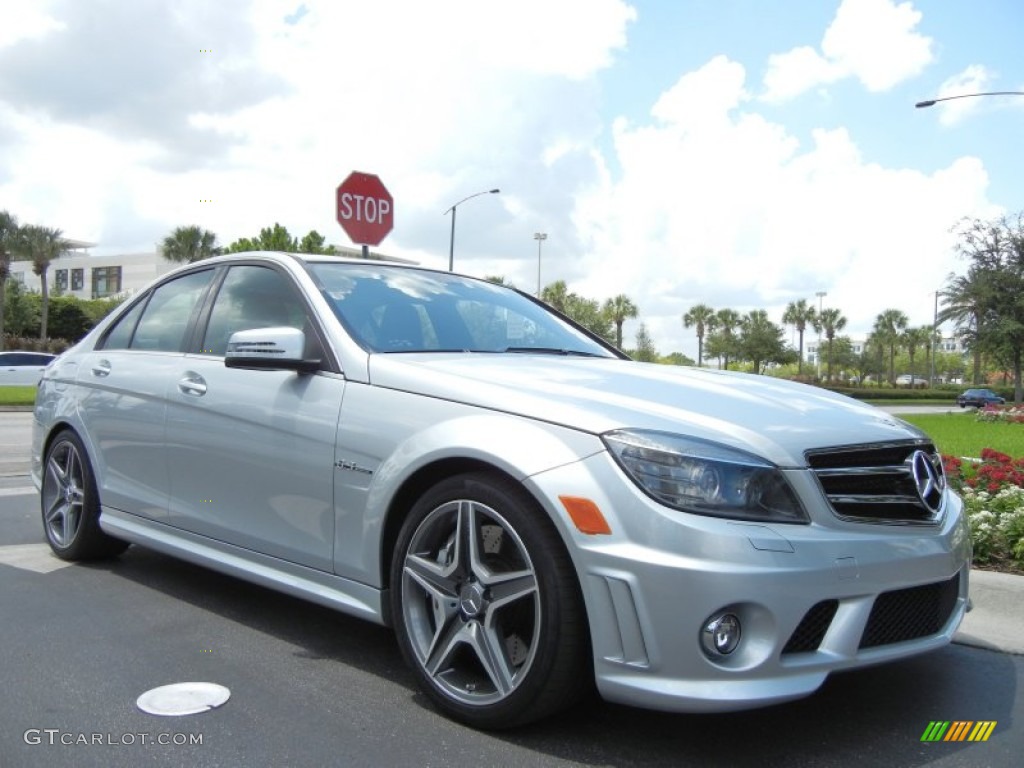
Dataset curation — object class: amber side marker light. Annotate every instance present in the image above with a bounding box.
[559,496,612,535]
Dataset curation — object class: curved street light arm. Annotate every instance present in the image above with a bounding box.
[443,188,501,215]
[915,91,1024,108]
[444,188,501,272]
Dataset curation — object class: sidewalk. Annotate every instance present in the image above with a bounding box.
[955,569,1024,655]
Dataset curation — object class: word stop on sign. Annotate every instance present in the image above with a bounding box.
[338,193,391,224]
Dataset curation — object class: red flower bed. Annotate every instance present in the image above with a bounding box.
[944,448,1024,493]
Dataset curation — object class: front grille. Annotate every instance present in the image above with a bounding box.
[859,573,960,649]
[806,441,945,524]
[782,600,839,654]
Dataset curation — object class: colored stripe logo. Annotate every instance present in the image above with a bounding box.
[921,721,997,742]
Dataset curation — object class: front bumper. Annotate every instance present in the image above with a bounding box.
[527,451,972,713]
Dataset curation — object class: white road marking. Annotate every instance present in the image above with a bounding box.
[0,543,75,573]
[0,486,36,497]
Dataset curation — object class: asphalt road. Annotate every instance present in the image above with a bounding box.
[0,486,1021,768]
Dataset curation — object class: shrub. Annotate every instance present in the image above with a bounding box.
[945,449,1024,571]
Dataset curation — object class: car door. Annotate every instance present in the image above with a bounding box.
[163,263,343,572]
[75,268,217,518]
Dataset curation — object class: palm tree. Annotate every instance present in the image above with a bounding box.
[872,309,909,385]
[682,303,716,367]
[781,299,817,375]
[604,294,638,350]
[541,280,569,313]
[20,224,66,341]
[0,210,20,350]
[815,307,847,381]
[939,273,987,385]
[903,326,932,381]
[709,308,741,370]
[160,225,220,263]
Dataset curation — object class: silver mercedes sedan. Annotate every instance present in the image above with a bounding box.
[32,252,971,728]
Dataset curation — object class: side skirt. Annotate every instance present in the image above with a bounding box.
[100,507,387,626]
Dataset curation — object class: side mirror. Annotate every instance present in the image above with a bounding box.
[224,327,320,373]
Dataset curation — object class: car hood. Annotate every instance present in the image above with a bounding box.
[368,354,925,467]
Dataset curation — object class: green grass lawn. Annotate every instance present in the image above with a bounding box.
[899,412,1024,459]
[0,386,36,406]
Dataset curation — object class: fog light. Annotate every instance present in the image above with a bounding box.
[702,613,741,657]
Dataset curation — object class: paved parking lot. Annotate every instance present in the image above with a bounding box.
[1,411,1021,767]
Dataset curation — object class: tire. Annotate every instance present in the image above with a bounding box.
[390,472,589,729]
[41,430,130,561]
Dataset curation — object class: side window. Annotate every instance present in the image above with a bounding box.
[201,266,310,357]
[129,270,214,352]
[99,299,146,350]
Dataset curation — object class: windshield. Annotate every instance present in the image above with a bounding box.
[307,263,619,357]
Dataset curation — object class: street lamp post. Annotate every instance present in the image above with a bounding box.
[444,188,500,272]
[534,232,547,297]
[931,290,939,386]
[915,90,1024,108]
[815,291,827,380]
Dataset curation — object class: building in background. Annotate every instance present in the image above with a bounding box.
[8,242,415,301]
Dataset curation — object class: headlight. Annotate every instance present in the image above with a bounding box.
[603,430,808,524]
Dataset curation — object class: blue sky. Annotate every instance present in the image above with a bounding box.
[1,0,1021,359]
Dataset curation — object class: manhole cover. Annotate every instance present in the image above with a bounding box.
[136,682,231,716]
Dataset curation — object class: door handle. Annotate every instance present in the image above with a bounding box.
[177,374,208,396]
[91,360,111,377]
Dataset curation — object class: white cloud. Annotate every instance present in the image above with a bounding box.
[932,64,994,125]
[761,46,839,104]
[564,57,996,356]
[0,1,1003,363]
[1,0,636,259]
[0,0,64,48]
[762,0,933,103]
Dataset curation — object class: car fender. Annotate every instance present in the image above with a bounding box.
[331,384,605,586]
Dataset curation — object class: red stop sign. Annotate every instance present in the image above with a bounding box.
[336,171,394,246]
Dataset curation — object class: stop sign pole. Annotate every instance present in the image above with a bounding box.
[336,171,394,257]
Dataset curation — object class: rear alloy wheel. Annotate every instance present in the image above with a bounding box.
[391,473,589,728]
[41,431,129,560]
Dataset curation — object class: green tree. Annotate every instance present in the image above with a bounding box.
[0,210,20,350]
[738,309,791,374]
[706,308,741,369]
[540,280,569,313]
[483,275,511,286]
[297,230,335,255]
[902,326,932,381]
[825,336,859,382]
[160,225,221,263]
[226,222,333,254]
[564,294,614,343]
[604,294,638,350]
[20,224,66,340]
[872,308,909,385]
[948,211,1024,401]
[632,323,659,362]
[782,299,817,375]
[660,351,695,366]
[682,303,716,368]
[940,271,989,385]
[538,281,613,342]
[3,280,40,337]
[815,307,848,382]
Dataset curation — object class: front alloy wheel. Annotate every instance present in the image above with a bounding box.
[391,473,588,728]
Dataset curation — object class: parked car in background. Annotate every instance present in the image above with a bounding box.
[0,351,56,386]
[32,252,971,728]
[895,374,929,388]
[956,388,1006,408]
